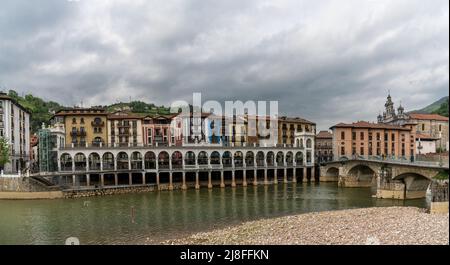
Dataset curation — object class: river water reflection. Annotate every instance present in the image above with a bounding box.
[0,182,429,245]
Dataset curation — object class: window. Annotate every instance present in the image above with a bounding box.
[376,133,380,141]
[421,124,425,131]
[341,146,345,155]
[352,132,356,140]
[360,132,364,140]
[439,125,442,132]
[369,132,372,141]
[72,118,77,124]
[352,147,356,155]
[147,128,152,144]
[80,118,85,124]
[391,133,395,141]
[384,133,388,141]
[341,131,345,140]
[360,147,364,155]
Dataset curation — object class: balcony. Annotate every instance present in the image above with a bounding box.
[78,130,87,137]
[91,121,105,127]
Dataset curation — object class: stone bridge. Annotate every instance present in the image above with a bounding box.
[320,158,449,200]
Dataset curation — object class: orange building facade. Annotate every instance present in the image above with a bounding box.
[330,121,416,161]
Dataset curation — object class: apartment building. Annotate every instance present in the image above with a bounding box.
[107,111,143,147]
[142,114,176,146]
[52,107,108,147]
[0,92,31,173]
[331,121,416,160]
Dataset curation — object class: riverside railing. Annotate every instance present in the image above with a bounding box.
[334,155,449,168]
[60,142,310,150]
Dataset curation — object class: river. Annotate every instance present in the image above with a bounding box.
[0,182,429,245]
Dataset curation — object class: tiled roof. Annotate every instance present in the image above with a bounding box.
[54,107,107,116]
[330,121,411,131]
[279,116,315,124]
[316,130,332,138]
[107,111,142,119]
[409,113,449,122]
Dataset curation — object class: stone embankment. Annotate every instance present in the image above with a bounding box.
[165,207,449,245]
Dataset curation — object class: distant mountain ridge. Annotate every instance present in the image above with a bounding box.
[408,96,449,117]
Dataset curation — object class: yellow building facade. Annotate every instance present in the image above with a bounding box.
[52,108,108,147]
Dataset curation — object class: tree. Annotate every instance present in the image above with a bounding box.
[0,137,10,171]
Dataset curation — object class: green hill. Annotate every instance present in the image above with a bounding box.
[4,90,173,133]
[5,90,64,133]
[409,96,449,117]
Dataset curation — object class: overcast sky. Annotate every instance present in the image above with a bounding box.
[0,0,448,130]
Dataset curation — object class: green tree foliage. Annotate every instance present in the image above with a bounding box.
[8,90,63,133]
[0,137,10,169]
[5,89,174,133]
[432,98,449,117]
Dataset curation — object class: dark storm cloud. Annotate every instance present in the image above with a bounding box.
[0,0,448,130]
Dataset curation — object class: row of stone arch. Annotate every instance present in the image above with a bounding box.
[60,151,313,171]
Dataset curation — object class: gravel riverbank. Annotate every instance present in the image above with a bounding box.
[164,207,449,245]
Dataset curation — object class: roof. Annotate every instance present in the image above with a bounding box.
[141,113,177,120]
[330,121,412,131]
[54,107,107,116]
[278,116,315,125]
[0,92,32,114]
[316,130,332,138]
[409,113,449,122]
[416,133,439,140]
[107,111,143,119]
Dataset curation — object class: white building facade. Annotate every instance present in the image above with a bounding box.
[0,93,31,173]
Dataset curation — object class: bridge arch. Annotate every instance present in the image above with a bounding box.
[325,167,339,178]
[347,164,377,186]
[393,172,432,199]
